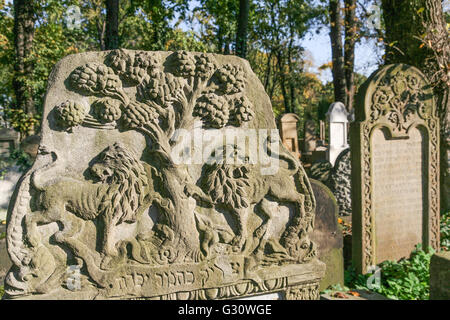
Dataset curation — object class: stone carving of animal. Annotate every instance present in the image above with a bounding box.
[25,142,149,257]
[201,138,315,257]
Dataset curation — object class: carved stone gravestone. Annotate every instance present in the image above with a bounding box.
[309,179,344,291]
[4,50,325,299]
[303,119,317,156]
[326,102,349,166]
[350,64,440,274]
[318,120,326,146]
[328,148,352,217]
[278,113,301,159]
[0,128,19,158]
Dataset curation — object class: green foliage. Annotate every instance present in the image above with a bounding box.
[0,285,4,299]
[9,148,33,172]
[345,244,434,300]
[441,210,450,251]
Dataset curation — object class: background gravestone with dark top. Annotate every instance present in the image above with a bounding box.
[310,179,344,291]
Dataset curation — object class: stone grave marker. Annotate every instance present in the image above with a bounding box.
[278,113,301,159]
[303,118,317,156]
[0,128,19,158]
[350,64,440,274]
[326,102,349,166]
[328,148,352,217]
[430,251,450,300]
[309,179,344,291]
[4,50,325,299]
[318,120,326,146]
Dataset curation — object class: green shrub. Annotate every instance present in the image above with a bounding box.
[441,210,450,251]
[9,148,33,172]
[345,244,434,300]
[0,285,4,299]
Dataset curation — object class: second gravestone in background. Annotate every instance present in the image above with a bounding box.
[350,64,440,274]
[310,179,344,291]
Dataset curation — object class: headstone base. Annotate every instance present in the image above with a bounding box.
[4,259,325,300]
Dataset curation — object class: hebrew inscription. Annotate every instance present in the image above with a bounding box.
[372,128,424,262]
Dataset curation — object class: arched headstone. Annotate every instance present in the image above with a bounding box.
[278,113,301,159]
[326,102,349,166]
[350,64,440,274]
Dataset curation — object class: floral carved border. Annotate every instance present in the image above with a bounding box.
[355,64,440,273]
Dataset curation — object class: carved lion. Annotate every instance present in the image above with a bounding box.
[25,142,149,257]
[200,139,316,262]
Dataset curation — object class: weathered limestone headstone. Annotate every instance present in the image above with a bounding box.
[4,50,324,299]
[328,148,352,217]
[0,128,19,157]
[326,102,349,166]
[278,113,301,159]
[303,118,317,156]
[20,134,41,160]
[350,64,440,274]
[430,251,450,300]
[309,179,344,291]
[318,120,326,147]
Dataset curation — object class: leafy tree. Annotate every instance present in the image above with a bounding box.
[195,0,239,54]
[12,0,38,137]
[381,0,450,210]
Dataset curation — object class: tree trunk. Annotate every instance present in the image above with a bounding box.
[159,166,200,252]
[13,0,36,136]
[236,0,250,58]
[105,0,120,50]
[343,0,356,112]
[329,0,347,105]
[382,0,450,210]
[381,0,429,67]
[217,26,224,54]
[276,51,292,113]
[422,0,450,211]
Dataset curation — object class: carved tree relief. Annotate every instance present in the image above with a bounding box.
[5,50,324,299]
